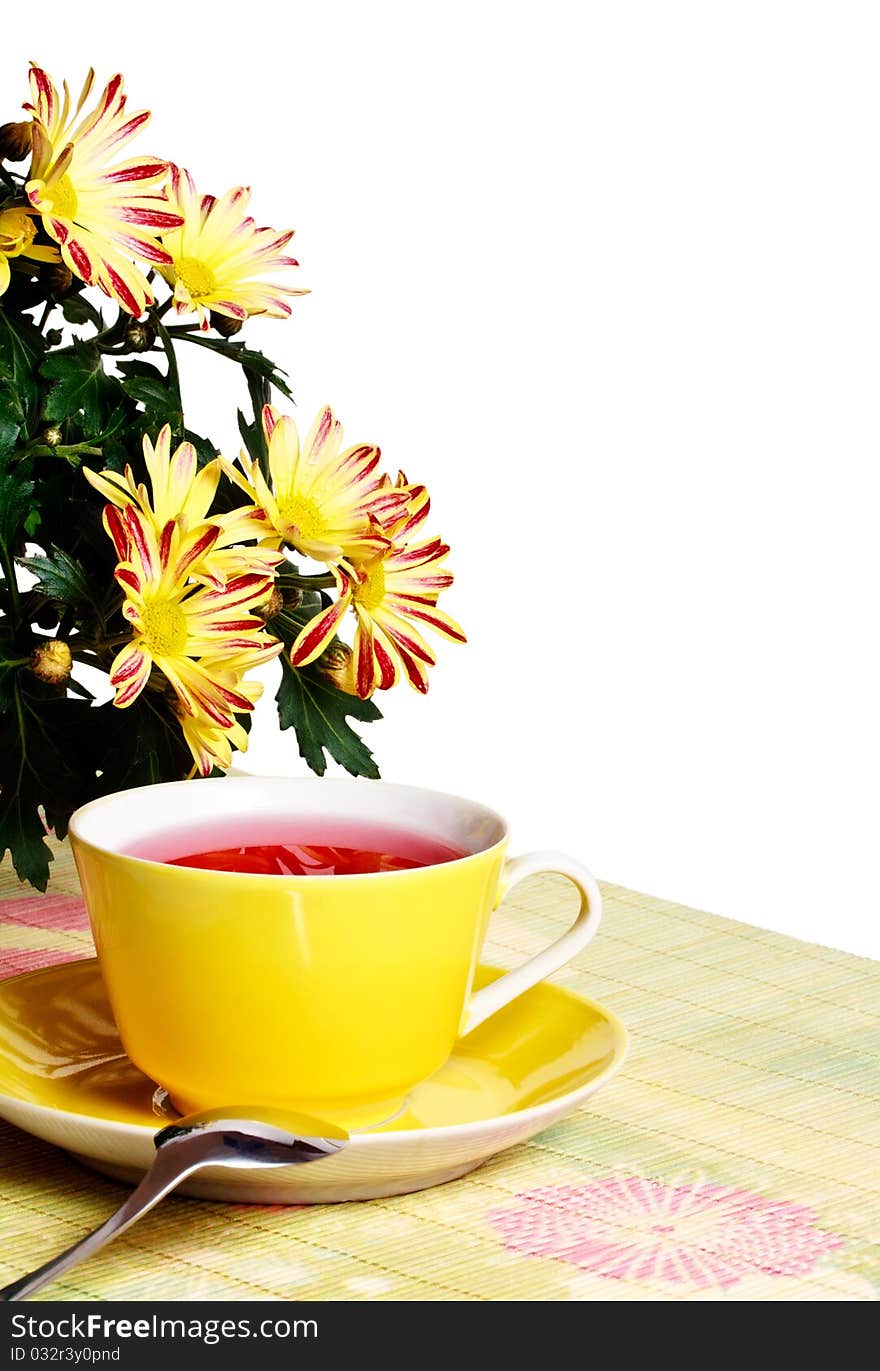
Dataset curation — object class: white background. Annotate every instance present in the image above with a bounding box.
[5,2,879,955]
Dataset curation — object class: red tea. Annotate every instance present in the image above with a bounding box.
[128,817,465,876]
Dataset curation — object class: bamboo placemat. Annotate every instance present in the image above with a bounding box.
[1,840,878,1301]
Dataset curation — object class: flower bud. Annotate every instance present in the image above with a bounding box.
[45,329,63,347]
[0,121,32,162]
[30,640,72,686]
[283,586,303,610]
[317,642,359,695]
[125,319,156,352]
[42,426,63,448]
[256,586,284,623]
[210,310,243,338]
[40,262,74,297]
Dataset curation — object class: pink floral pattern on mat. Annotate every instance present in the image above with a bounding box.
[487,1176,843,1289]
[0,895,89,932]
[0,947,92,979]
[0,895,92,980]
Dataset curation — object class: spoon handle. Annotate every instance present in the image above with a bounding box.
[0,1138,212,1302]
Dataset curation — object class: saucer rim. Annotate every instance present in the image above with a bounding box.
[0,958,629,1147]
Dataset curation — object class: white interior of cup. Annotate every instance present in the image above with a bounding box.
[68,776,507,863]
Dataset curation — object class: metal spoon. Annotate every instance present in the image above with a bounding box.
[0,1106,349,1302]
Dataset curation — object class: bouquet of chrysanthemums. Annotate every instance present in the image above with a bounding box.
[0,64,464,889]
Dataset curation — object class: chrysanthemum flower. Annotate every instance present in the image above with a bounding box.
[23,65,182,315]
[223,404,409,566]
[84,426,283,583]
[290,532,465,697]
[0,205,60,295]
[158,168,307,330]
[105,505,282,736]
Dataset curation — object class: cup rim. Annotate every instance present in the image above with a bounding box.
[68,775,510,882]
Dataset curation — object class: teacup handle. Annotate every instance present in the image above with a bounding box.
[460,851,602,1035]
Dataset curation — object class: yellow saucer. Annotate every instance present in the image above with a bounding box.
[0,959,627,1203]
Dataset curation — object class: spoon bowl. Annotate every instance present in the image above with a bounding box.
[0,1105,348,1302]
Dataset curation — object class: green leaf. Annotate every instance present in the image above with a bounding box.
[244,364,270,417]
[0,462,34,563]
[0,638,25,710]
[92,691,194,795]
[40,340,120,436]
[61,295,104,330]
[237,407,266,468]
[276,655,381,779]
[18,545,100,617]
[172,331,294,401]
[117,359,178,425]
[184,429,219,466]
[0,677,101,891]
[0,781,52,889]
[0,308,43,420]
[0,388,22,460]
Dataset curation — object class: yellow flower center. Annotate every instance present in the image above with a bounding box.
[47,174,78,220]
[139,601,189,657]
[277,493,327,543]
[0,209,36,257]
[174,256,217,300]
[355,562,386,611]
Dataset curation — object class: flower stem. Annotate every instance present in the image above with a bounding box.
[26,442,103,462]
[0,545,21,618]
[73,632,131,654]
[152,316,184,426]
[52,308,127,356]
[284,572,336,590]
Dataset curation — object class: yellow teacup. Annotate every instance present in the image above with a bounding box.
[69,777,602,1125]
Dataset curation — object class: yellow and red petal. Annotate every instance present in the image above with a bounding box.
[381,477,431,539]
[390,636,431,694]
[83,467,137,509]
[165,522,222,584]
[122,506,158,578]
[367,621,400,693]
[203,641,284,676]
[369,607,437,666]
[303,405,343,463]
[108,641,151,707]
[387,599,466,643]
[193,572,274,613]
[113,563,142,598]
[159,658,237,728]
[262,404,280,441]
[290,594,352,667]
[386,536,450,571]
[266,413,301,500]
[331,444,382,491]
[102,504,130,559]
[353,619,378,699]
